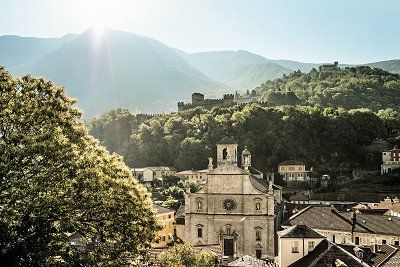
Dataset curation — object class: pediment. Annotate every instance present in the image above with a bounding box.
[208,163,247,175]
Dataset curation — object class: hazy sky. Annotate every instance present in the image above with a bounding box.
[1,0,399,63]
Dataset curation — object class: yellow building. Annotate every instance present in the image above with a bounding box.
[278,160,309,181]
[153,205,175,248]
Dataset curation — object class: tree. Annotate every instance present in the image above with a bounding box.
[0,67,158,266]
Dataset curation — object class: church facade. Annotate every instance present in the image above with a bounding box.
[184,137,276,259]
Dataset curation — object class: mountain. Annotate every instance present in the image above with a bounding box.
[0,34,77,69]
[365,60,400,74]
[10,28,227,117]
[179,50,293,90]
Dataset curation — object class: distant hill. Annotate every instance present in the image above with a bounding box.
[10,29,227,117]
[1,28,399,118]
[0,34,77,69]
[365,60,400,74]
[179,50,292,90]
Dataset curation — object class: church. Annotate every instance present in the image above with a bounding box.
[184,137,277,260]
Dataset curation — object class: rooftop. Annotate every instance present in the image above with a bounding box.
[278,160,305,166]
[217,137,236,145]
[228,255,274,267]
[153,205,174,215]
[279,225,325,239]
[284,206,400,236]
[309,192,400,203]
[289,239,369,267]
[289,193,309,201]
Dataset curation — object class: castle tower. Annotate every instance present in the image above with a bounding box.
[241,146,251,171]
[217,137,238,167]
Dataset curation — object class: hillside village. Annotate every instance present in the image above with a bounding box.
[131,134,400,266]
[2,4,400,265]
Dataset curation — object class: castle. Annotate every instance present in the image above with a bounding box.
[178,93,236,111]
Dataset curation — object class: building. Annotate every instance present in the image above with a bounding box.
[227,255,274,267]
[381,148,400,174]
[319,61,339,70]
[283,206,400,247]
[289,193,309,204]
[184,137,277,260]
[152,205,175,248]
[371,197,400,217]
[176,169,210,183]
[306,192,400,207]
[278,160,309,182]
[278,225,325,267]
[288,239,369,267]
[178,93,235,111]
[132,166,177,182]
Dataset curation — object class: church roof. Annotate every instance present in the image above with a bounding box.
[218,137,236,145]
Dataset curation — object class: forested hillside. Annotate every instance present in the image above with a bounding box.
[256,66,400,113]
[88,105,400,176]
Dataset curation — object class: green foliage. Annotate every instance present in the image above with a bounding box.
[156,243,216,267]
[0,67,158,266]
[256,66,400,113]
[89,103,400,178]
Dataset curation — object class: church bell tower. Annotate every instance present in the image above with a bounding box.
[217,137,238,167]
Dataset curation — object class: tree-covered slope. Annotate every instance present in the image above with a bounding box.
[88,104,400,176]
[256,66,400,112]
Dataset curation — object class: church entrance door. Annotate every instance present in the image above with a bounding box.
[223,239,234,256]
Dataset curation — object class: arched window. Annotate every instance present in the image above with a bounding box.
[222,148,228,160]
[256,202,261,211]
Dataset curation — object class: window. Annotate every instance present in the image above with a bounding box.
[308,241,315,251]
[222,148,228,160]
[168,214,172,219]
[332,235,336,243]
[162,235,166,242]
[299,166,303,171]
[255,229,262,241]
[395,241,399,246]
[197,227,203,238]
[255,202,261,211]
[291,241,299,253]
[382,239,387,245]
[256,249,262,259]
[280,166,285,171]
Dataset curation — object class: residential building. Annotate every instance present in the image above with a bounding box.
[278,225,325,267]
[288,239,369,267]
[289,193,309,204]
[278,160,309,182]
[184,137,278,260]
[132,166,177,182]
[371,197,400,217]
[306,192,400,207]
[176,169,209,183]
[381,148,400,174]
[283,206,400,247]
[153,205,175,248]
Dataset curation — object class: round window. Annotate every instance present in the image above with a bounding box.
[222,198,237,211]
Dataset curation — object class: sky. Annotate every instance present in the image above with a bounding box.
[1,0,399,63]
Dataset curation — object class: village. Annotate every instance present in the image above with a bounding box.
[132,138,400,266]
